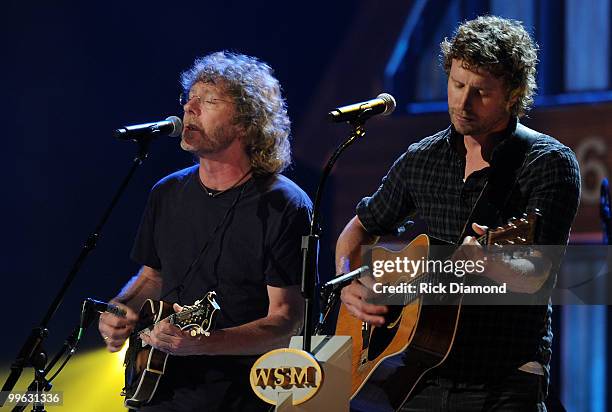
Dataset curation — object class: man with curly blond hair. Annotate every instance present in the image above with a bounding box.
[338,16,580,411]
[99,51,311,411]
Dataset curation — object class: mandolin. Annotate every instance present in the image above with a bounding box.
[122,291,220,409]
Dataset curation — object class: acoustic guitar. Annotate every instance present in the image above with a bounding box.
[336,211,540,411]
[122,291,220,409]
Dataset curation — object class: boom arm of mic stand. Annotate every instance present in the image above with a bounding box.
[0,138,153,406]
[301,122,367,353]
[313,284,342,336]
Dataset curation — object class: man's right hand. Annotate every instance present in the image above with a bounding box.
[340,279,389,327]
[98,302,139,352]
[336,216,386,326]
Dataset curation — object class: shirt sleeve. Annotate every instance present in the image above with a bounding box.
[524,145,581,245]
[130,188,162,270]
[264,203,312,287]
[356,151,417,236]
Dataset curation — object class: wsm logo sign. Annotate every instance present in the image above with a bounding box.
[250,348,323,405]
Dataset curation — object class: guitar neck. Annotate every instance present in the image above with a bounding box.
[135,311,181,335]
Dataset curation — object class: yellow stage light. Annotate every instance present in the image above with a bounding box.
[1,344,128,411]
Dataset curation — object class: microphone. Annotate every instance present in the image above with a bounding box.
[328,93,396,123]
[321,265,370,291]
[78,298,127,339]
[83,298,127,317]
[113,116,183,140]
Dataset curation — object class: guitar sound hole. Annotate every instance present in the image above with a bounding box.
[367,306,402,360]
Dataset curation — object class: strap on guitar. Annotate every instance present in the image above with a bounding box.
[458,120,542,241]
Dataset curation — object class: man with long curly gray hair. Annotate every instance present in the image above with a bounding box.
[180,51,292,175]
[338,16,579,411]
[99,51,311,411]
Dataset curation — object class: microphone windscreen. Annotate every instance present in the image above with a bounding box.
[376,93,396,116]
[165,116,183,137]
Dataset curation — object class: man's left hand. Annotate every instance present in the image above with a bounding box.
[140,303,210,356]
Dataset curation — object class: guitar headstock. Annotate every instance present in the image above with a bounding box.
[172,291,221,337]
[485,209,541,246]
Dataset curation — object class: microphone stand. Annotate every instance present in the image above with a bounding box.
[313,286,341,337]
[1,137,154,410]
[11,297,110,412]
[300,118,367,353]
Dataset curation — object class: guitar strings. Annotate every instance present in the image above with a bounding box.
[132,305,200,336]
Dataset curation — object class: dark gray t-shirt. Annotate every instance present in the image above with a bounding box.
[131,165,312,330]
[130,166,312,411]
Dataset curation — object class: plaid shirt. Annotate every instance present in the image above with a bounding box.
[356,119,581,381]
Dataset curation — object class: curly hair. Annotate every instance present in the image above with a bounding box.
[181,51,291,174]
[440,15,539,117]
